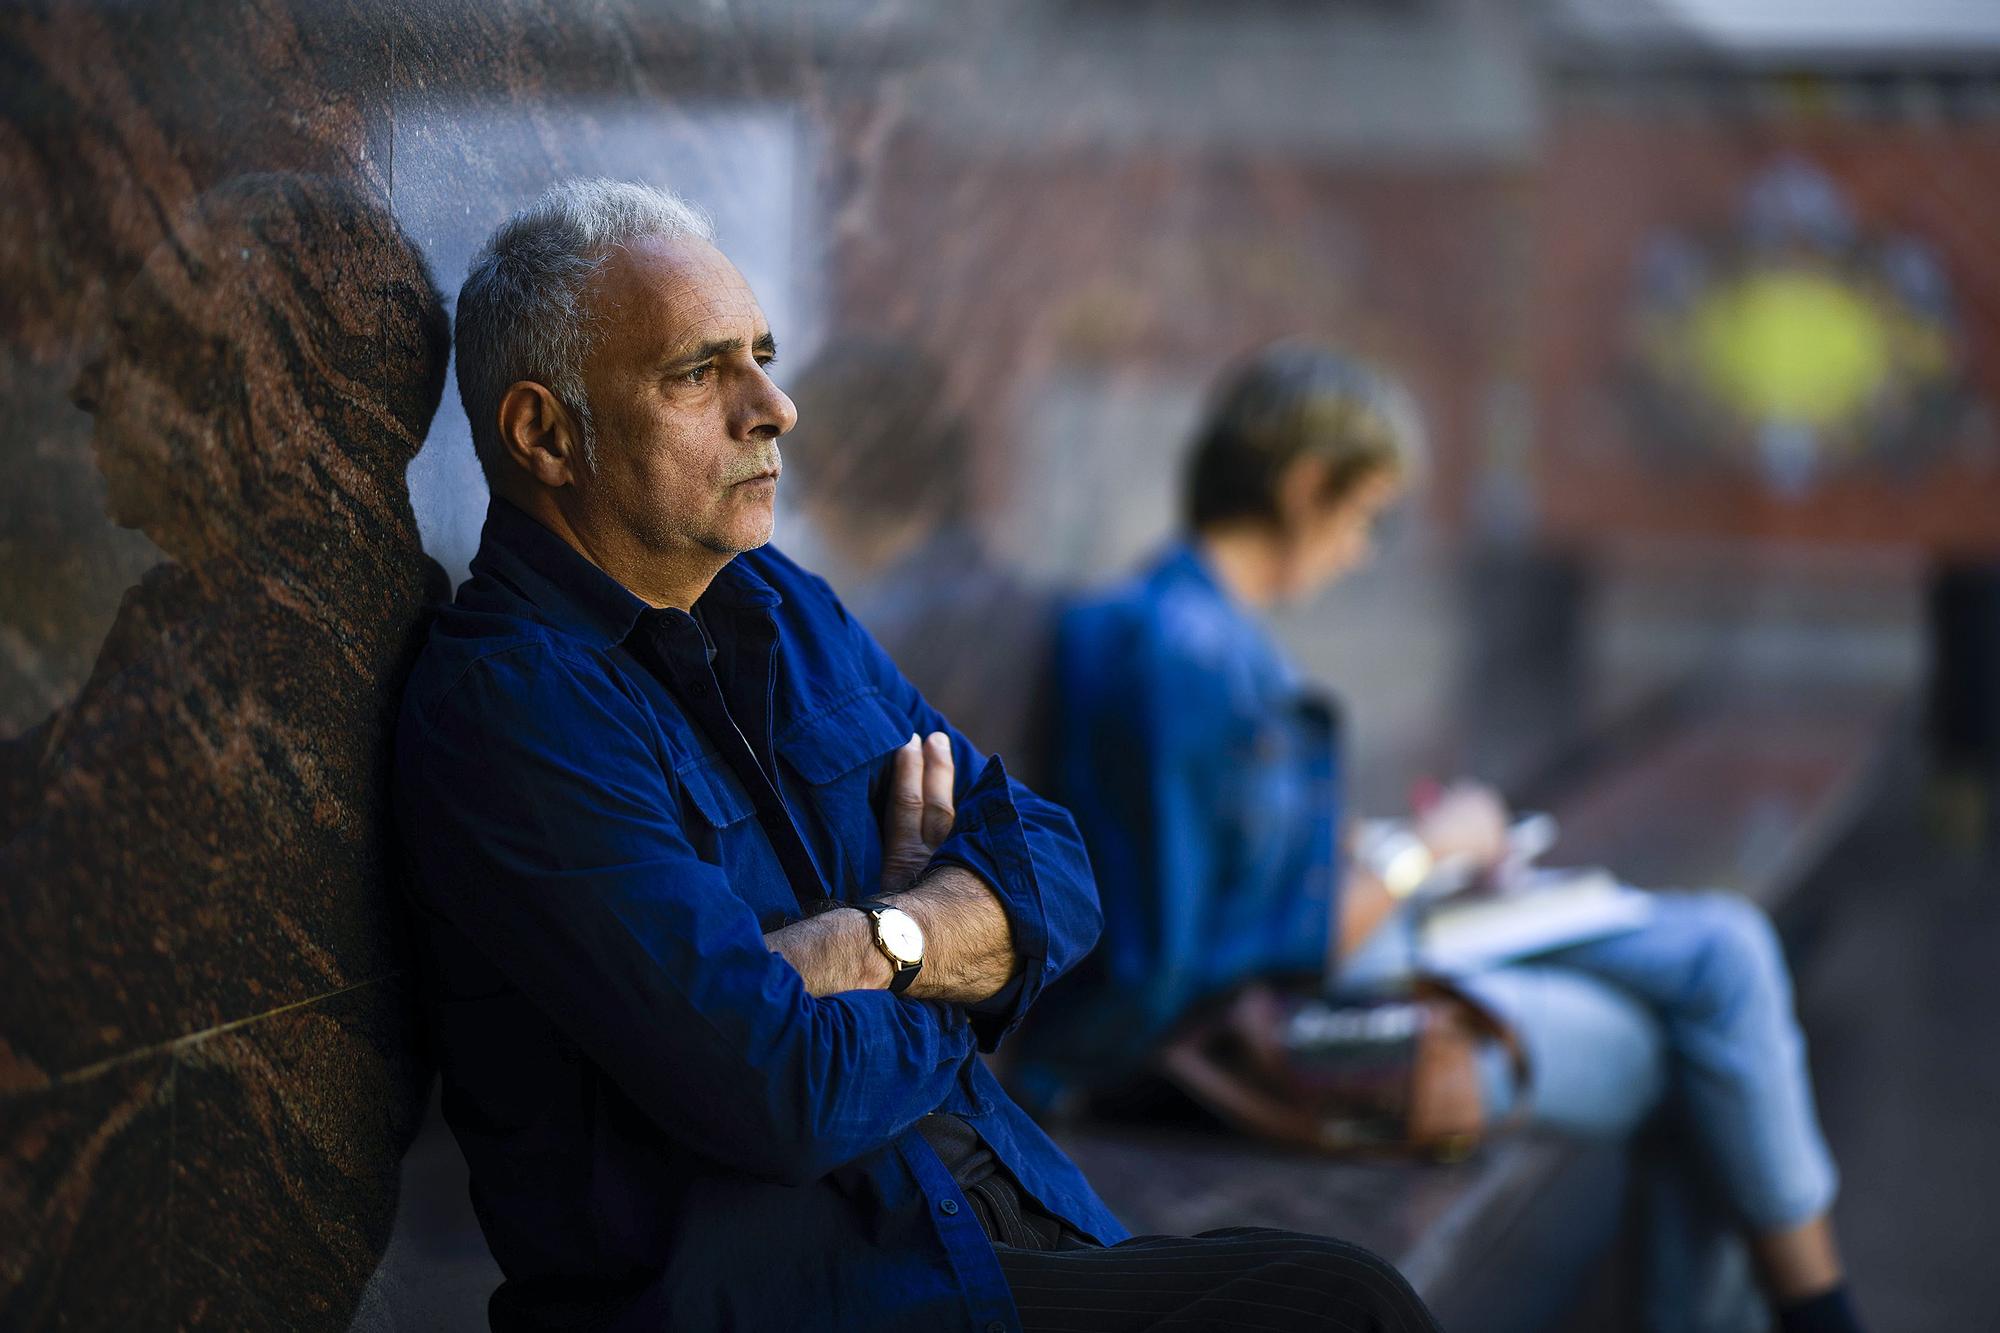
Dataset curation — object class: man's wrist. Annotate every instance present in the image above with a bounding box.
[842,908,898,990]
[795,906,893,991]
[1358,824,1435,900]
[880,868,967,975]
[876,887,930,945]
[880,865,1019,1005]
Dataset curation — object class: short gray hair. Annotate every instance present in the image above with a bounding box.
[454,178,714,477]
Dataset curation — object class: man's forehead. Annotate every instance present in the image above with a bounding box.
[596,234,767,346]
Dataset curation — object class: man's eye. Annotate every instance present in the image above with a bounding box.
[682,363,713,385]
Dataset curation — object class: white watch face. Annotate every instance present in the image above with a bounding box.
[876,907,925,965]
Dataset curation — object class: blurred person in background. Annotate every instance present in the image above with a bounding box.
[1012,341,1865,1333]
[783,337,1058,789]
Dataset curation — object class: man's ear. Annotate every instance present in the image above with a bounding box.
[1273,453,1332,534]
[496,380,585,488]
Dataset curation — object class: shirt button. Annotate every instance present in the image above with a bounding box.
[938,1198,959,1216]
[985,1322,1008,1333]
[686,678,710,698]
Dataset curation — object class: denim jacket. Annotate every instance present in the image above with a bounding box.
[1014,541,1342,1109]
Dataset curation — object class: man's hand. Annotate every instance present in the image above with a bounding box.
[879,732,953,894]
[1413,782,1510,872]
[765,729,1022,1004]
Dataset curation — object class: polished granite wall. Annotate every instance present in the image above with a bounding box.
[1,3,443,1324]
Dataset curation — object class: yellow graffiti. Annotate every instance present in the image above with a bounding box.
[1688,269,1892,429]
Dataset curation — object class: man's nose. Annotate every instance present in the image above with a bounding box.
[740,371,797,442]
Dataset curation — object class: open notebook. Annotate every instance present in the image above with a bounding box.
[1418,866,1656,974]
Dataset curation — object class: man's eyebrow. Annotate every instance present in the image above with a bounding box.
[659,332,778,372]
[660,337,741,372]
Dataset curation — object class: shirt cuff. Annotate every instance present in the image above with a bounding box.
[927,753,1048,1051]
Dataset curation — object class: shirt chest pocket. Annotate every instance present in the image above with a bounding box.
[674,752,756,856]
[674,749,815,926]
[773,689,913,899]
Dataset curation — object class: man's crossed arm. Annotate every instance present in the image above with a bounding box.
[765,731,1020,1003]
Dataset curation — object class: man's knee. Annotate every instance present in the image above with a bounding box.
[1198,1228,1430,1325]
[1683,893,1793,1024]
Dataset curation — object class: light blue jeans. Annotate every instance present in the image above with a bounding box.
[1345,891,1839,1330]
[1476,892,1838,1227]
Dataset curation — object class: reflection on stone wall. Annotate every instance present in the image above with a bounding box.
[1,8,445,1325]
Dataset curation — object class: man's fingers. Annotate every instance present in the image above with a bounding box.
[884,734,925,851]
[921,731,955,847]
[880,733,952,894]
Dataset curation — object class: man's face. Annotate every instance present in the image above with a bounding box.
[572,233,797,560]
[1285,466,1405,600]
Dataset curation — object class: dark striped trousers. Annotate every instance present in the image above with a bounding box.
[993,1226,1443,1333]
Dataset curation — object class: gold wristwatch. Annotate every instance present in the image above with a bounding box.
[856,900,925,995]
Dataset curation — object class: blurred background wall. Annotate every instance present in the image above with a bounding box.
[3,0,1997,1328]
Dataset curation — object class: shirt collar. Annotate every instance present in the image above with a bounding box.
[1154,536,1302,690]
[701,549,784,614]
[470,497,782,650]
[1157,538,1234,606]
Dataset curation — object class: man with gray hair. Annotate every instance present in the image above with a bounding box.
[393,178,1438,1333]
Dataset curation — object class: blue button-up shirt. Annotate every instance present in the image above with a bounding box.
[393,499,1125,1333]
[1013,542,1344,1111]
